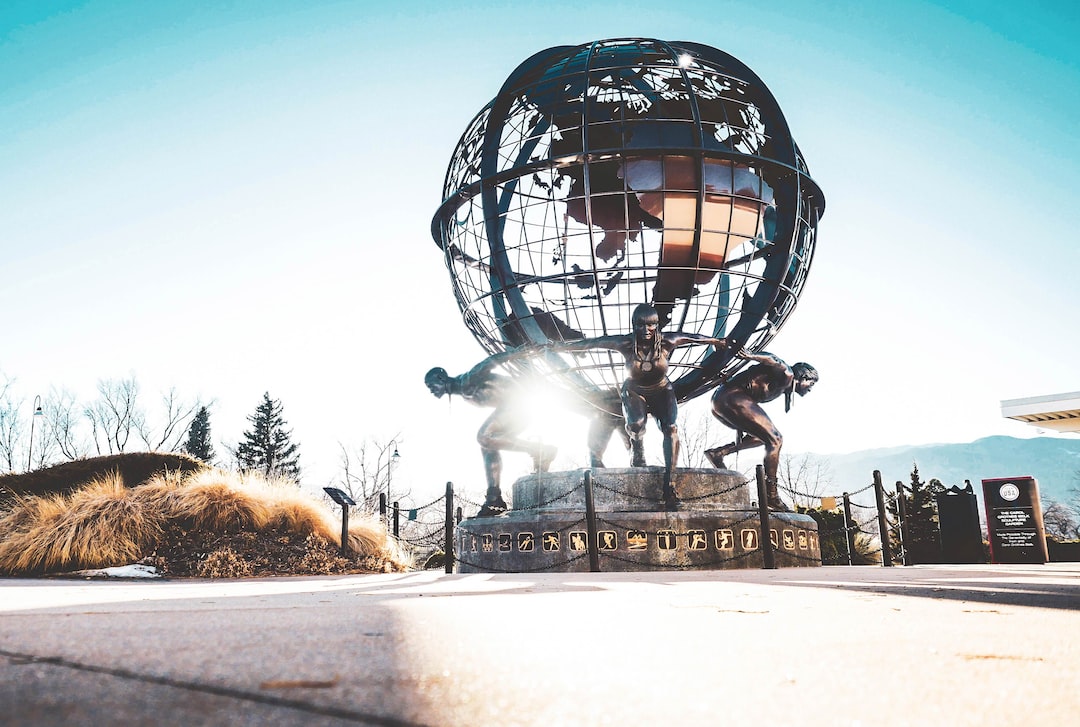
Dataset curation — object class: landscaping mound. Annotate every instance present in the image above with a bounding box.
[0,462,408,577]
[0,452,205,504]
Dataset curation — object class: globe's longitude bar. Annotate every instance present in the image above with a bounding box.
[432,38,825,404]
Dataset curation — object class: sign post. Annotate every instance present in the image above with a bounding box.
[981,477,1048,564]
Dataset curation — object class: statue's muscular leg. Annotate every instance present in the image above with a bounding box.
[476,407,556,516]
[479,448,508,516]
[705,433,764,468]
[587,413,623,468]
[706,391,789,509]
[655,390,681,511]
[705,389,762,467]
[621,388,648,468]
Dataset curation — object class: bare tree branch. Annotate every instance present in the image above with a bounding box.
[331,435,406,515]
[46,388,86,461]
[85,376,144,455]
[0,379,22,473]
[137,388,203,452]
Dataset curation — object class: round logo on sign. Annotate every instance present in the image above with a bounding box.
[999,483,1020,502]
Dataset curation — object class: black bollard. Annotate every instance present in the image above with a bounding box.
[583,470,600,572]
[444,482,454,574]
[873,471,892,566]
[755,465,775,569]
[842,492,856,566]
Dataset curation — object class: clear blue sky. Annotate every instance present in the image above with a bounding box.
[2,1,1078,498]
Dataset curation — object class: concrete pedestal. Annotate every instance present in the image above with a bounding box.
[455,468,821,573]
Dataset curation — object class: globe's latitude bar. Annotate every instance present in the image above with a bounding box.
[431,38,825,403]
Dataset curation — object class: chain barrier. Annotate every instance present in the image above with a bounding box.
[452,550,593,573]
[406,492,447,512]
[527,481,587,509]
[777,479,876,505]
[598,547,759,570]
[395,522,448,546]
[436,468,911,571]
[454,491,484,509]
[592,477,746,505]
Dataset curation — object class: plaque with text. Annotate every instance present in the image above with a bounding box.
[981,476,1047,564]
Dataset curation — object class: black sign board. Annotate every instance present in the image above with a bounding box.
[936,483,985,564]
[981,476,1048,564]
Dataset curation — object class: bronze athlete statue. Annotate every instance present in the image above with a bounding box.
[544,303,728,510]
[704,350,819,511]
[426,352,626,517]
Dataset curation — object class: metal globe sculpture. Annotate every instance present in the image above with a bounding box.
[431,38,825,403]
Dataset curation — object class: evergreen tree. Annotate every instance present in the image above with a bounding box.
[182,406,216,463]
[235,393,300,479]
[887,463,945,564]
[799,506,877,565]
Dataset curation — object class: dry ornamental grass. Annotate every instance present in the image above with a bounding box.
[0,461,409,577]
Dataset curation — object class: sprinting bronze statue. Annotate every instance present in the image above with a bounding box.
[425,353,626,517]
[545,303,728,510]
[704,350,818,511]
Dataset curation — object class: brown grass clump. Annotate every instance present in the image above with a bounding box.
[0,473,164,574]
[0,462,410,577]
[162,470,273,533]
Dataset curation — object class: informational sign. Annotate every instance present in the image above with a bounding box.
[782,529,795,550]
[498,533,512,552]
[626,530,647,550]
[598,531,618,550]
[569,532,588,551]
[740,529,758,550]
[688,530,708,550]
[981,476,1048,564]
[517,532,535,552]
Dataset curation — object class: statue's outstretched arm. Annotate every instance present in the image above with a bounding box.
[739,350,787,371]
[466,348,526,379]
[664,332,731,349]
[548,335,628,353]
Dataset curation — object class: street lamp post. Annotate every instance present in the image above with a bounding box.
[26,395,43,472]
[386,442,400,528]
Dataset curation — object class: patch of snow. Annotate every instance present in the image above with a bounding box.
[76,563,161,579]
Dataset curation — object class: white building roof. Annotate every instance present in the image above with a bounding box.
[1001,391,1080,433]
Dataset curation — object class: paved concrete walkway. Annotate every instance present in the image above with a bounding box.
[2,564,1078,726]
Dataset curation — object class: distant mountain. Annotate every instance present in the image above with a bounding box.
[812,436,1080,506]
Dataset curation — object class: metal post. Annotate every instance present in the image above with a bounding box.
[323,488,356,557]
[444,482,454,574]
[392,501,400,538]
[755,465,775,569]
[26,395,42,472]
[340,501,351,557]
[895,481,908,566]
[379,493,387,530]
[842,492,855,566]
[583,470,600,572]
[455,506,462,524]
[873,470,892,566]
